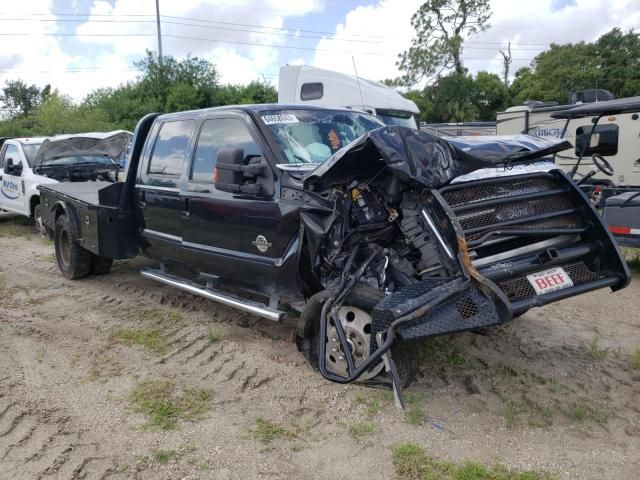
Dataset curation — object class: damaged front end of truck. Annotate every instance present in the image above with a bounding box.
[294,127,630,406]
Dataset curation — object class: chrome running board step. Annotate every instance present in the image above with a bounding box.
[140,267,284,322]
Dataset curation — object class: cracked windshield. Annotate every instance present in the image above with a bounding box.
[261,109,384,164]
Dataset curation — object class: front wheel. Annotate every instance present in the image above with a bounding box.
[54,214,94,279]
[296,285,418,388]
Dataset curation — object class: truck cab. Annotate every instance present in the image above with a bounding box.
[0,137,53,219]
[278,65,420,129]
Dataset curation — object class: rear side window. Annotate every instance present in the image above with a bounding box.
[575,124,619,156]
[190,118,261,183]
[300,82,323,101]
[148,119,194,176]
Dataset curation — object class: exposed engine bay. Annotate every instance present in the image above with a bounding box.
[294,127,630,406]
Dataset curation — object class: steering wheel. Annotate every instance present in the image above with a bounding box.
[592,154,614,176]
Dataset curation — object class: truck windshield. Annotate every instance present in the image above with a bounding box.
[21,143,42,166]
[376,109,417,129]
[260,109,384,164]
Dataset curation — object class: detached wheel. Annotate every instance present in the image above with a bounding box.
[54,214,93,279]
[296,285,418,388]
[91,256,113,275]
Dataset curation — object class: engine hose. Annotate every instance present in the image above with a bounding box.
[318,275,470,384]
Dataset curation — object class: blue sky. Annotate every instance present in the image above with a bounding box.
[1,0,639,101]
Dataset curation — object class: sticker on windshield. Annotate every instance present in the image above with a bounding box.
[261,113,299,125]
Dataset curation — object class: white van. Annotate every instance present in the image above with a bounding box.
[278,65,420,129]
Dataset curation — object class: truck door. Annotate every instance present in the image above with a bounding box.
[180,115,300,294]
[0,143,27,214]
[137,118,195,261]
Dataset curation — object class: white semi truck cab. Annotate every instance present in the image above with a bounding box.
[278,65,420,129]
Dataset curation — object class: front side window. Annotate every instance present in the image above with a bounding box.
[575,123,619,157]
[3,144,22,171]
[148,119,194,176]
[191,118,261,183]
[260,109,384,164]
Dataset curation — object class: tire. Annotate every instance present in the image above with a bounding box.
[54,214,94,279]
[91,256,113,275]
[296,284,418,388]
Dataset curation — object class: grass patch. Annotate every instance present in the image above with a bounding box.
[420,336,469,370]
[348,421,376,441]
[584,336,609,361]
[563,401,607,425]
[504,400,525,428]
[622,247,640,273]
[208,325,223,344]
[0,217,33,237]
[631,347,640,370]
[0,271,5,291]
[251,417,295,445]
[404,407,426,425]
[392,443,558,480]
[110,327,168,354]
[153,449,183,464]
[130,380,213,430]
[354,394,382,416]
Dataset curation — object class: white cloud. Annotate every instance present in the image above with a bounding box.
[311,0,640,86]
[312,0,421,83]
[464,0,640,78]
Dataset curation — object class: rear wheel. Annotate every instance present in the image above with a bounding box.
[296,285,418,388]
[54,214,93,279]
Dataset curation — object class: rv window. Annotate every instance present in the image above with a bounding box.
[575,124,619,157]
[300,83,323,101]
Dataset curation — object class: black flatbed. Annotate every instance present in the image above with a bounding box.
[40,181,112,206]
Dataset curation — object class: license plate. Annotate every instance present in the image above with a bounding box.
[526,267,574,295]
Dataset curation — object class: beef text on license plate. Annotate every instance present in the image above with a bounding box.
[526,267,574,295]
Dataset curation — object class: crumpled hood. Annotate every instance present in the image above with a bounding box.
[303,126,571,191]
[32,130,133,168]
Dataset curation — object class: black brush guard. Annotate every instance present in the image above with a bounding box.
[371,170,629,346]
[318,171,629,393]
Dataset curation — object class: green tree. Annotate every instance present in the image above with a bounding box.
[1,79,51,117]
[472,71,509,120]
[509,29,640,104]
[397,0,492,85]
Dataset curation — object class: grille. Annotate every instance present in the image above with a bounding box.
[439,173,586,246]
[457,194,574,231]
[441,177,557,208]
[499,261,608,302]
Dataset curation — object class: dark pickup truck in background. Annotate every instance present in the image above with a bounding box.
[38,104,630,403]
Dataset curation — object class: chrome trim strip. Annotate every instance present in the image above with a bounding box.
[143,229,182,243]
[181,237,298,267]
[140,268,284,321]
[135,185,180,193]
[472,234,579,268]
[421,208,454,259]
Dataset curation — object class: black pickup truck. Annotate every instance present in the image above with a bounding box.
[38,105,630,402]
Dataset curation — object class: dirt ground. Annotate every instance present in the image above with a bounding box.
[0,219,639,480]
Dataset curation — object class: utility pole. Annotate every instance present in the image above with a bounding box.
[155,0,163,59]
